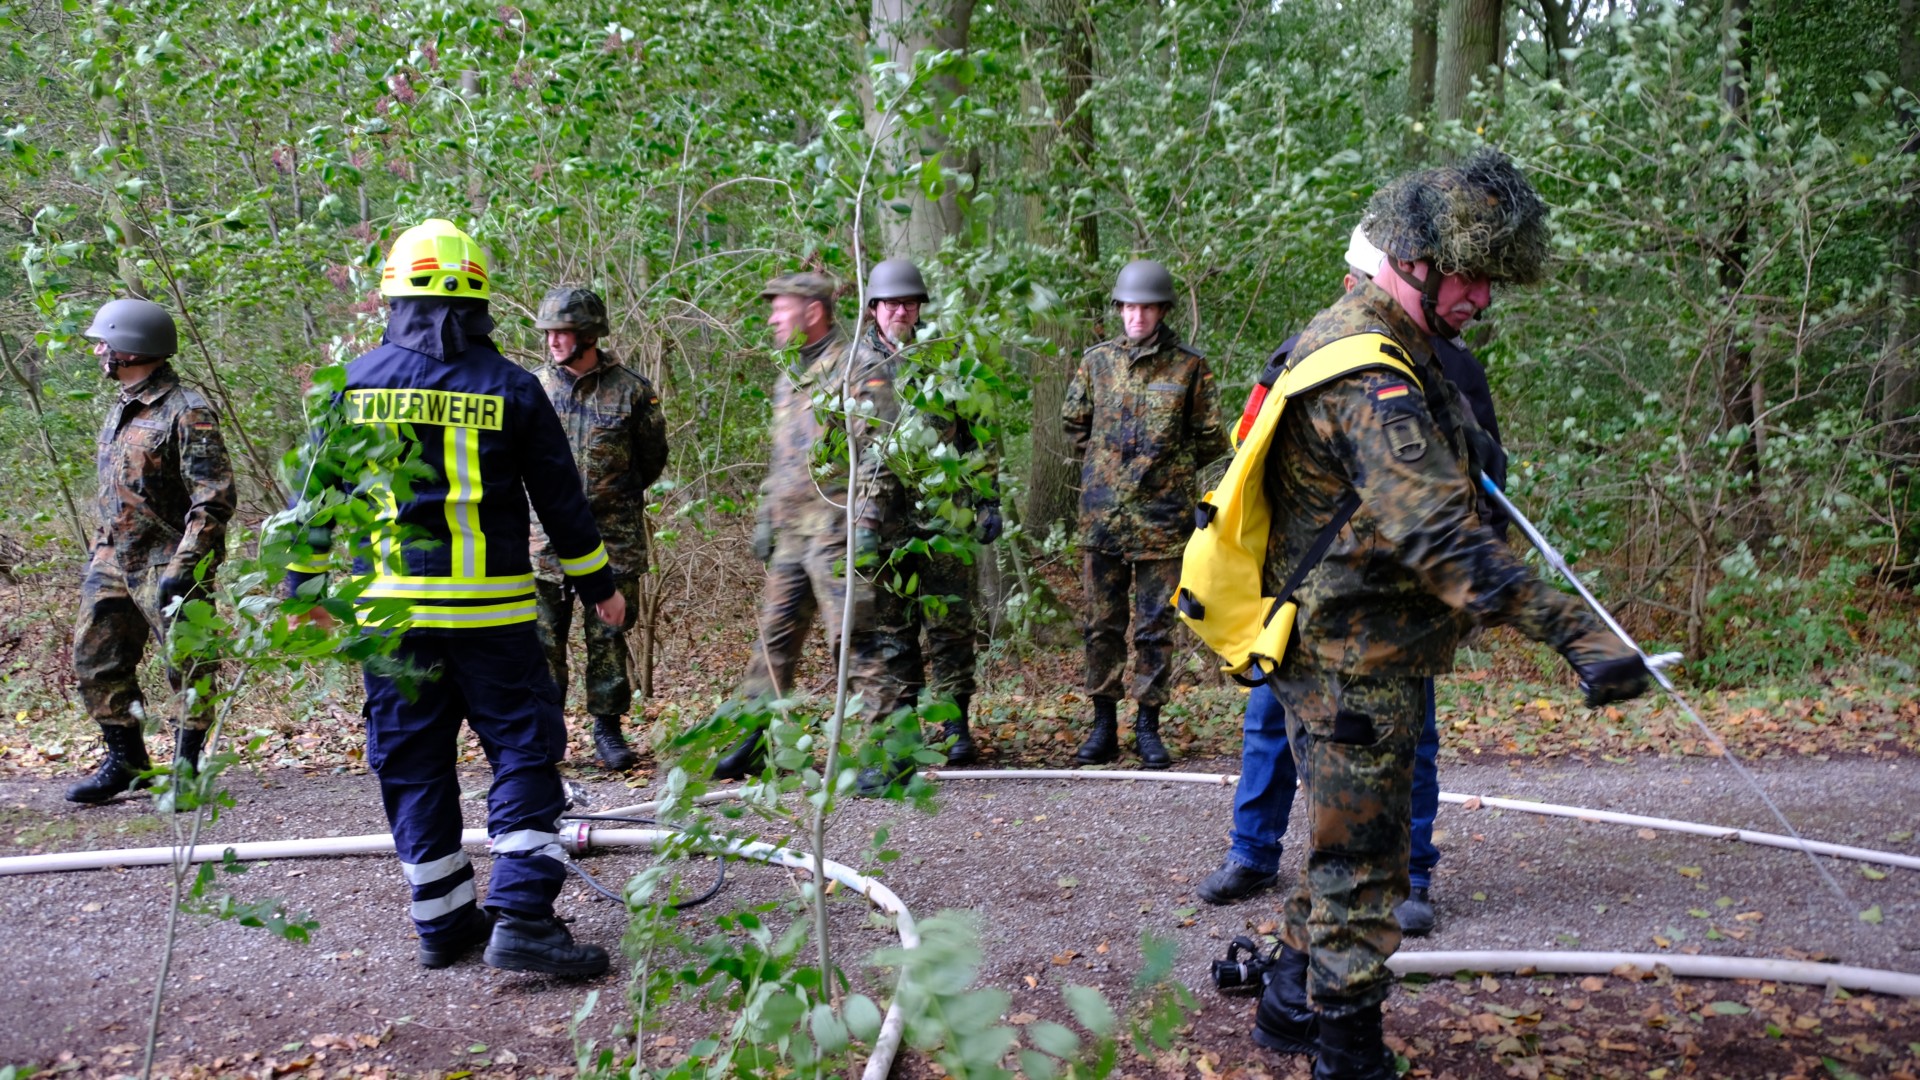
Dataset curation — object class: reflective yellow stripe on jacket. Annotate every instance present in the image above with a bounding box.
[559,544,608,577]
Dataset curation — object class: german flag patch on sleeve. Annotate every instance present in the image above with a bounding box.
[1372,383,1411,401]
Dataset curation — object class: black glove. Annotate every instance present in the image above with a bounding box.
[751,517,775,566]
[974,503,1004,544]
[1571,653,1651,708]
[1464,424,1507,492]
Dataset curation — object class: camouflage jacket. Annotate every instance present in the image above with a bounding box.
[530,350,669,580]
[1063,325,1228,559]
[91,363,236,579]
[758,324,908,539]
[870,321,1002,537]
[1262,281,1601,675]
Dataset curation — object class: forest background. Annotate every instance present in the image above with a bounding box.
[1,0,1918,757]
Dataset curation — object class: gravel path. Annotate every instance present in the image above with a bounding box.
[1,754,1915,1076]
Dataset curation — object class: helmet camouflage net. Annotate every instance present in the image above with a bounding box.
[1364,148,1550,285]
[535,286,611,339]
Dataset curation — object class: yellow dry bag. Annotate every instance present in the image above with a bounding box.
[1174,333,1419,681]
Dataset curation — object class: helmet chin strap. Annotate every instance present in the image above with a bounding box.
[559,336,597,370]
[99,349,154,379]
[1388,258,1463,338]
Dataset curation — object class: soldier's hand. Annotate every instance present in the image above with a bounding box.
[751,518,775,566]
[975,503,1004,544]
[1560,629,1651,708]
[594,591,628,628]
[157,572,203,612]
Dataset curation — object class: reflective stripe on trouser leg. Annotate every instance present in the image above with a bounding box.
[451,626,570,918]
[363,635,480,938]
[1272,671,1420,1017]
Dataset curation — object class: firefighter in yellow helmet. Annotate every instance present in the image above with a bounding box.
[287,219,620,976]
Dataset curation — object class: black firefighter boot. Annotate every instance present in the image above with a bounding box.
[1312,1003,1397,1080]
[1073,696,1120,765]
[1251,944,1317,1055]
[1133,704,1172,770]
[484,912,610,978]
[711,726,767,781]
[942,693,979,766]
[591,714,639,771]
[175,726,207,779]
[65,723,153,805]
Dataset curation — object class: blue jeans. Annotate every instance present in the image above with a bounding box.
[1228,678,1441,889]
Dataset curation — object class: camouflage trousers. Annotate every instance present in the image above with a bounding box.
[534,576,640,717]
[72,554,217,732]
[1271,671,1421,1016]
[1081,551,1179,707]
[738,531,919,726]
[910,545,978,703]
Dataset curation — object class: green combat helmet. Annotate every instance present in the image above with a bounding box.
[84,298,179,358]
[1111,260,1175,305]
[865,259,930,303]
[535,286,611,341]
[1363,147,1549,336]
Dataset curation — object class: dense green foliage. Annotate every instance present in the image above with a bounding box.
[1,0,1915,672]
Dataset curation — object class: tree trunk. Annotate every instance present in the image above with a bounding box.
[1405,0,1440,158]
[1716,0,1765,542]
[1883,0,1920,575]
[460,69,487,213]
[1537,0,1574,85]
[868,0,976,260]
[1023,0,1097,535]
[1882,0,1919,435]
[1434,0,1506,127]
[92,3,147,298]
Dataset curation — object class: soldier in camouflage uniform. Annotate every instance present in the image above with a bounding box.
[862,258,1001,766]
[66,299,236,805]
[1062,260,1228,770]
[708,272,920,796]
[530,287,669,771]
[1247,151,1650,1079]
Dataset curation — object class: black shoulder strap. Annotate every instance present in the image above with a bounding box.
[1265,492,1361,624]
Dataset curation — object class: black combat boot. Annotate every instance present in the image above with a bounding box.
[174,727,207,778]
[710,727,766,781]
[1134,704,1171,769]
[942,693,979,766]
[591,714,639,771]
[483,912,609,977]
[855,756,917,798]
[419,904,495,969]
[1197,860,1279,905]
[1394,886,1435,937]
[1074,696,1119,765]
[65,724,153,805]
[1312,1003,1396,1080]
[1251,944,1317,1055]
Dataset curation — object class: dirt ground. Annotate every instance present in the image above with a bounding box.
[2,751,1917,1079]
